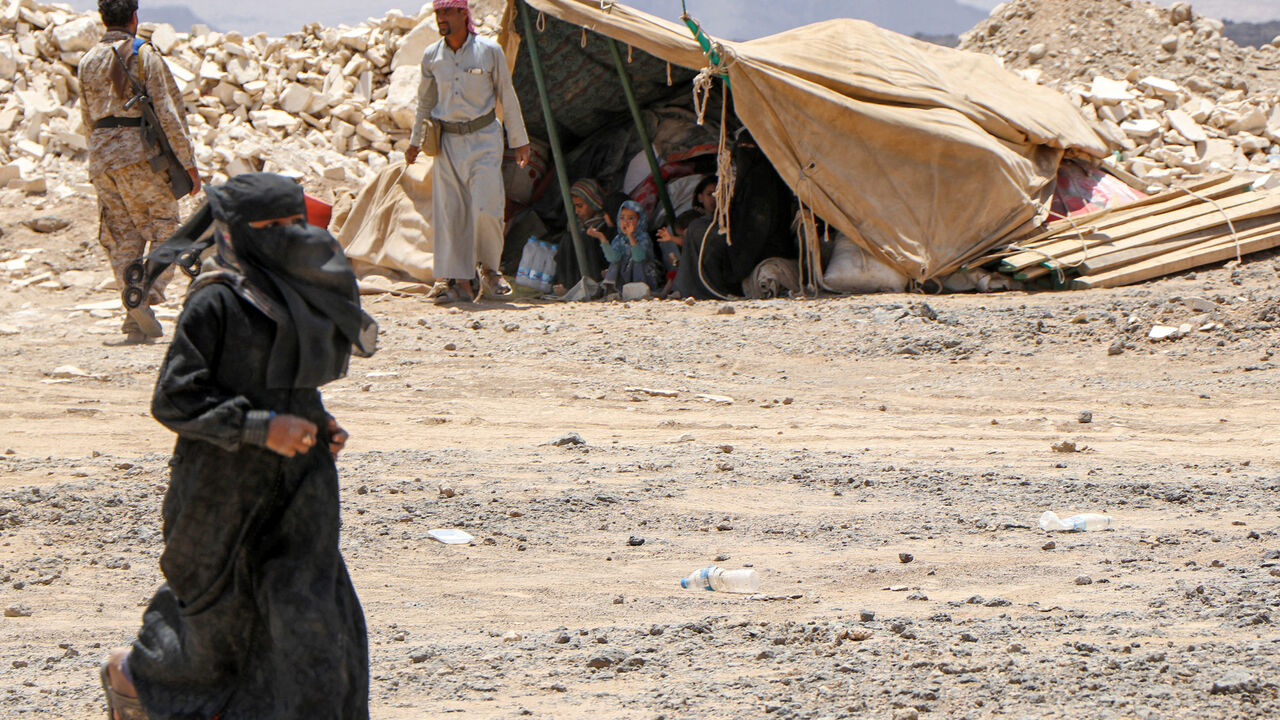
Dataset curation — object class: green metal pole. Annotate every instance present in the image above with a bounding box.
[519,1,592,286]
[606,37,677,231]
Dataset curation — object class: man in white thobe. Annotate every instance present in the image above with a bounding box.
[407,0,530,303]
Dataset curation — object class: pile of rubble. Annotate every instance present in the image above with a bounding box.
[962,0,1280,191]
[0,0,503,199]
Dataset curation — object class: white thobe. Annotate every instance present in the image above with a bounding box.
[411,34,529,281]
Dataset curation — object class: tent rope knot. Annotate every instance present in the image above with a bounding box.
[691,43,733,126]
[598,0,617,11]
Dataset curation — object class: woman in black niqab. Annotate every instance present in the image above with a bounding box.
[100,173,373,720]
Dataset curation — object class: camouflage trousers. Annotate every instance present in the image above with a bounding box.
[92,160,178,334]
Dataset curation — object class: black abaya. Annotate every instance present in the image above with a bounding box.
[129,282,369,720]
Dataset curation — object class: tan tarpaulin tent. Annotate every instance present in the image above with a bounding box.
[336,0,1108,288]
[498,0,1107,282]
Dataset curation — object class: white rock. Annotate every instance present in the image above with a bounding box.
[1183,297,1216,312]
[392,17,439,70]
[1138,76,1180,98]
[0,163,20,187]
[1231,106,1268,135]
[1236,133,1269,154]
[1097,104,1128,124]
[1180,101,1213,127]
[354,119,386,143]
[1164,109,1207,143]
[1128,157,1161,178]
[150,24,179,54]
[0,39,17,79]
[279,83,318,114]
[386,65,420,130]
[1148,325,1179,340]
[1089,77,1135,106]
[1120,118,1162,138]
[322,165,346,181]
[251,109,300,130]
[52,17,99,53]
[339,28,369,52]
[15,138,44,158]
[1199,138,1246,172]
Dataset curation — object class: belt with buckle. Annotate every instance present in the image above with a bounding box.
[438,109,496,135]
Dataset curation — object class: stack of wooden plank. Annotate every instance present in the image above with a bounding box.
[988,175,1280,289]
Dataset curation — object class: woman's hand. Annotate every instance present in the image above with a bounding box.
[266,414,318,457]
[586,227,607,243]
[327,417,349,457]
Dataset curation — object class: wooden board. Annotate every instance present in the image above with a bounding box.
[1013,191,1280,281]
[1003,174,1242,260]
[1077,216,1280,275]
[1000,178,1257,272]
[1073,229,1280,288]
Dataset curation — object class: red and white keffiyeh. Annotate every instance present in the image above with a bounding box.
[432,0,476,34]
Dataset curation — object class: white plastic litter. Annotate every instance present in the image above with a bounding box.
[427,529,474,545]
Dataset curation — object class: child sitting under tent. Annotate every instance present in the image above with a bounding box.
[589,200,660,295]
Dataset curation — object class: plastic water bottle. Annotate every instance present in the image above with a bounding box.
[515,237,539,289]
[1039,511,1112,532]
[533,240,556,293]
[680,565,759,594]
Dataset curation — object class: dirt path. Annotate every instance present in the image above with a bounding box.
[1,193,1277,718]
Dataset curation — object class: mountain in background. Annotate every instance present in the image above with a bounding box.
[146,5,217,33]
[1223,20,1280,47]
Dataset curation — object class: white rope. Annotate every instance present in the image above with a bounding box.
[536,11,546,32]
[1176,186,1243,263]
[627,44,633,63]
[712,89,734,245]
[581,27,588,48]
[666,61,672,86]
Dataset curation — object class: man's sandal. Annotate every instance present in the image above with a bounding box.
[479,268,512,297]
[100,660,147,720]
[432,280,474,305]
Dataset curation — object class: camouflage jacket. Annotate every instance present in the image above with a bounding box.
[77,30,194,179]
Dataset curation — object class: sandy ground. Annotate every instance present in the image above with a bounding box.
[0,189,1278,719]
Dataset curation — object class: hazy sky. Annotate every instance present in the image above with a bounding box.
[61,0,1280,38]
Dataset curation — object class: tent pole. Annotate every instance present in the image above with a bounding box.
[606,37,677,230]
[518,0,592,286]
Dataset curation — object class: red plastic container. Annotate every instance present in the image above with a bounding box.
[304,194,332,229]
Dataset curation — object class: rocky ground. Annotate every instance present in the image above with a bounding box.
[1,191,1279,718]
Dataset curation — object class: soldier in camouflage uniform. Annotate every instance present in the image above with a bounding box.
[78,0,200,344]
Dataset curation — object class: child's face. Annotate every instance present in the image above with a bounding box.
[619,208,639,236]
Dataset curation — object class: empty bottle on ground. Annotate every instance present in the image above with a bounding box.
[1040,511,1112,532]
[680,565,759,593]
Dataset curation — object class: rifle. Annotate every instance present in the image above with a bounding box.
[110,42,193,199]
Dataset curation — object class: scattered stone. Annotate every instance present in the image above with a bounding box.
[20,216,69,233]
[438,484,456,498]
[1042,541,1056,551]
[717,304,735,315]
[1074,575,1093,585]
[1078,411,1092,424]
[627,536,644,546]
[4,603,32,617]
[1209,669,1259,695]
[859,609,876,622]
[898,552,914,564]
[549,432,585,447]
